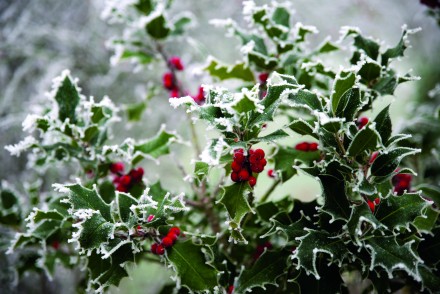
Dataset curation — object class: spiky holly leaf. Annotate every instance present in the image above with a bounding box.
[132,128,177,165]
[194,161,209,185]
[218,183,253,226]
[287,119,318,138]
[364,235,422,281]
[331,70,356,114]
[318,175,351,221]
[419,265,440,293]
[54,76,80,123]
[334,87,363,121]
[373,105,392,143]
[346,203,386,244]
[145,13,170,39]
[204,58,255,82]
[76,212,113,250]
[381,27,416,66]
[347,124,380,157]
[167,240,218,292]
[376,192,431,231]
[358,59,381,83]
[284,88,324,112]
[370,147,420,179]
[274,146,320,183]
[293,229,347,279]
[116,193,138,223]
[264,215,312,243]
[417,184,440,207]
[235,251,290,293]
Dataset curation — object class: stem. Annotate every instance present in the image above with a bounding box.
[259,178,281,203]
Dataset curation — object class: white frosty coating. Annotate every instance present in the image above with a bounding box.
[22,114,41,132]
[338,26,361,42]
[294,22,319,37]
[5,136,37,157]
[200,137,228,166]
[100,239,131,259]
[69,209,100,252]
[169,95,197,110]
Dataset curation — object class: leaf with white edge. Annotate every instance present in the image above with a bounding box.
[374,105,392,143]
[171,14,192,36]
[334,87,362,121]
[287,119,318,138]
[370,147,420,178]
[117,193,138,223]
[273,147,297,182]
[419,265,440,293]
[77,212,113,250]
[145,13,170,39]
[347,124,380,157]
[352,33,380,60]
[293,229,347,279]
[316,39,339,54]
[232,86,260,114]
[285,89,323,112]
[257,129,289,142]
[126,101,147,121]
[416,184,440,207]
[54,76,80,123]
[29,209,65,223]
[235,251,290,293]
[364,235,422,281]
[266,215,312,243]
[218,183,253,225]
[385,134,412,147]
[132,128,177,165]
[346,203,386,244]
[413,206,439,233]
[272,6,290,27]
[167,240,218,292]
[331,70,356,114]
[121,50,154,64]
[64,184,112,222]
[381,27,418,66]
[318,175,351,221]
[194,161,209,185]
[358,60,381,83]
[376,192,431,231]
[204,58,255,82]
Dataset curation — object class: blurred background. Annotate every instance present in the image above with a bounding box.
[0,0,439,293]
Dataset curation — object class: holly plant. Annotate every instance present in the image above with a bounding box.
[2,1,439,293]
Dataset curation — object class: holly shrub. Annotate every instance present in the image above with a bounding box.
[2,1,440,293]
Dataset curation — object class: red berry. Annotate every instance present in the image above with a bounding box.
[120,175,132,186]
[295,142,310,151]
[231,161,242,172]
[231,172,239,182]
[162,236,174,248]
[151,243,158,254]
[51,240,60,250]
[369,151,379,164]
[113,176,121,184]
[169,56,184,71]
[169,227,181,236]
[233,152,245,165]
[167,233,178,242]
[170,88,179,98]
[228,285,234,294]
[130,167,144,183]
[147,214,155,222]
[254,148,265,159]
[374,198,380,205]
[258,72,269,84]
[268,169,275,178]
[116,183,129,192]
[357,117,369,129]
[163,72,175,90]
[137,225,142,231]
[238,169,250,181]
[156,244,165,255]
[110,162,124,174]
[249,176,257,187]
[192,86,205,104]
[367,200,375,213]
[309,142,318,151]
[251,163,264,173]
[260,158,267,167]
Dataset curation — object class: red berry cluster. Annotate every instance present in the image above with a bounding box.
[367,197,380,213]
[151,227,181,255]
[169,56,184,71]
[392,172,412,195]
[110,162,144,192]
[230,149,267,187]
[295,142,318,152]
[356,116,369,129]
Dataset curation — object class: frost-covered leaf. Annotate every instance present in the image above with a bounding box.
[132,128,177,165]
[218,183,253,226]
[419,265,440,293]
[266,215,312,243]
[318,175,351,221]
[293,229,347,279]
[235,251,289,293]
[331,70,357,114]
[54,76,80,123]
[370,147,420,179]
[285,89,323,112]
[373,105,392,143]
[194,161,209,185]
[77,212,113,250]
[334,87,362,121]
[417,184,440,207]
[346,203,385,244]
[167,240,218,292]
[381,27,417,66]
[145,13,170,39]
[117,193,138,223]
[358,60,381,83]
[376,192,431,231]
[347,124,380,157]
[204,58,255,82]
[364,235,422,281]
[287,119,317,138]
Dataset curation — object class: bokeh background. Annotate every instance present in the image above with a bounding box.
[1,0,439,293]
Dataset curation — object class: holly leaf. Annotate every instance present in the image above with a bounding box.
[318,175,351,221]
[287,119,318,138]
[204,58,255,82]
[285,88,323,112]
[373,105,392,143]
[293,229,347,279]
[54,76,80,123]
[132,128,177,165]
[77,212,113,250]
[145,13,170,39]
[376,192,431,231]
[347,124,380,157]
[381,28,415,66]
[116,193,138,223]
[346,203,386,244]
[167,240,218,292]
[370,147,420,179]
[358,60,381,83]
[334,87,362,121]
[265,215,312,243]
[218,183,253,226]
[364,235,422,281]
[235,251,290,293]
[331,70,356,114]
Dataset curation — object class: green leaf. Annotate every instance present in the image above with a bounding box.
[248,51,278,70]
[145,13,170,39]
[419,265,440,292]
[126,101,147,122]
[372,71,398,95]
[370,147,420,178]
[29,209,64,223]
[167,240,218,292]
[194,161,209,185]
[364,235,422,280]
[257,129,289,142]
[376,192,431,231]
[235,251,290,293]
[287,119,318,138]
[346,203,385,244]
[266,215,312,243]
[331,70,356,114]
[54,76,80,123]
[346,124,380,157]
[381,28,414,66]
[272,6,290,27]
[353,34,380,60]
[373,105,392,143]
[121,50,154,64]
[417,184,440,207]
[358,60,381,83]
[132,128,177,165]
[334,87,362,121]
[316,39,339,54]
[204,58,255,82]
[134,0,153,15]
[64,184,112,221]
[171,14,192,36]
[285,89,323,112]
[273,147,297,182]
[318,175,351,221]
[78,213,113,250]
[218,183,253,225]
[116,193,138,223]
[293,229,347,279]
